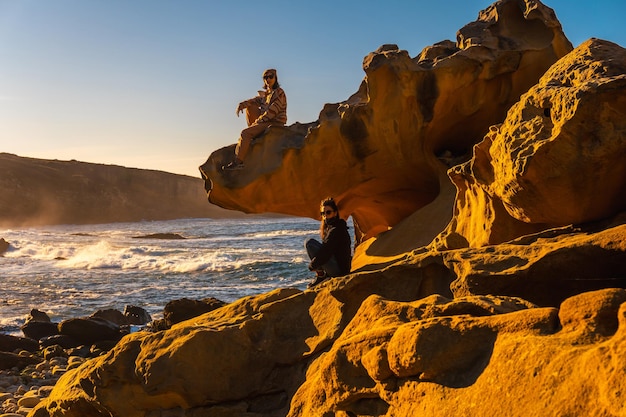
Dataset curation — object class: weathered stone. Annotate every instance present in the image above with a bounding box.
[20,321,59,341]
[0,352,40,371]
[200,0,573,245]
[58,318,122,345]
[42,345,67,361]
[0,334,39,353]
[39,335,81,350]
[24,309,51,324]
[439,38,626,248]
[122,305,151,325]
[446,222,626,307]
[162,297,226,327]
[89,309,128,326]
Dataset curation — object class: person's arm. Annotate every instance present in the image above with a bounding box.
[236,95,263,116]
[256,88,286,123]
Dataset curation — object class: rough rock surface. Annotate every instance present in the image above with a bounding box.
[29,1,626,416]
[200,0,572,243]
[438,38,626,248]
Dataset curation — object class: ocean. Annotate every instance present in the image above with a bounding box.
[0,217,321,335]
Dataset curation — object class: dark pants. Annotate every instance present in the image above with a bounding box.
[304,238,342,277]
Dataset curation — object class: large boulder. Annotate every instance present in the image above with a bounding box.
[0,351,41,370]
[289,288,626,416]
[438,38,626,248]
[21,309,59,341]
[29,274,626,417]
[200,0,573,244]
[0,333,39,353]
[123,305,152,325]
[58,317,123,346]
[162,297,226,327]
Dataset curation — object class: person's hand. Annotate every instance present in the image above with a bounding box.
[236,103,244,116]
[308,262,315,271]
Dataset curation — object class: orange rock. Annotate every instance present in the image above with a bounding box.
[440,38,626,247]
[200,0,572,246]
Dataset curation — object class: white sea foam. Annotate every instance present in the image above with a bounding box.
[0,217,323,333]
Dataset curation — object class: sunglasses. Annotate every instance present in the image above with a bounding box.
[321,210,334,216]
[263,74,275,79]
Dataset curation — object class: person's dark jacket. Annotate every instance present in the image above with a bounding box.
[309,217,352,275]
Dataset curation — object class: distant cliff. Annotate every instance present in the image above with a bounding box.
[0,153,246,227]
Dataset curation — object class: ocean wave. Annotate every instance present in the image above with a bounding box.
[0,218,320,329]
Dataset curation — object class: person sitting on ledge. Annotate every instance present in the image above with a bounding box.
[305,197,352,288]
[222,68,287,170]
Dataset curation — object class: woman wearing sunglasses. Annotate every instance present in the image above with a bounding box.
[305,197,352,288]
[223,68,287,170]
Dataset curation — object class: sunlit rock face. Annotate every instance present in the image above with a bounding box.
[29,223,626,417]
[438,38,626,248]
[200,0,572,244]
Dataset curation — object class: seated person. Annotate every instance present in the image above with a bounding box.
[223,68,287,170]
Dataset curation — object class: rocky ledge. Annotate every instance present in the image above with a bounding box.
[31,0,626,416]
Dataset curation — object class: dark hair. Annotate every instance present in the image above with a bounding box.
[263,69,280,89]
[320,197,338,213]
[319,197,339,238]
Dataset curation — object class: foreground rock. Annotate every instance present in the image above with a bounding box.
[200,0,573,243]
[27,287,626,417]
[27,221,626,417]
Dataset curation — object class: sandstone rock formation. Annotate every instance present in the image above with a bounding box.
[200,0,573,244]
[28,222,626,416]
[0,153,248,227]
[29,0,626,416]
[438,38,626,248]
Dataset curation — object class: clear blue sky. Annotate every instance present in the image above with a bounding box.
[1,0,624,177]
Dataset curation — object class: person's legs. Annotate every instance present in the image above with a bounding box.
[236,122,271,162]
[245,106,262,126]
[305,237,322,260]
[304,238,342,278]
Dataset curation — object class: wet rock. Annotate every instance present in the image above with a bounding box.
[0,334,39,354]
[21,322,59,341]
[0,238,9,255]
[0,352,40,370]
[90,309,127,326]
[58,317,122,345]
[123,305,151,325]
[25,310,51,324]
[39,335,81,350]
[163,297,226,327]
[132,233,185,240]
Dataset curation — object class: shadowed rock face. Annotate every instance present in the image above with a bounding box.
[200,0,573,244]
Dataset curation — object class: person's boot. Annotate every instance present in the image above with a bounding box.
[308,270,328,288]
